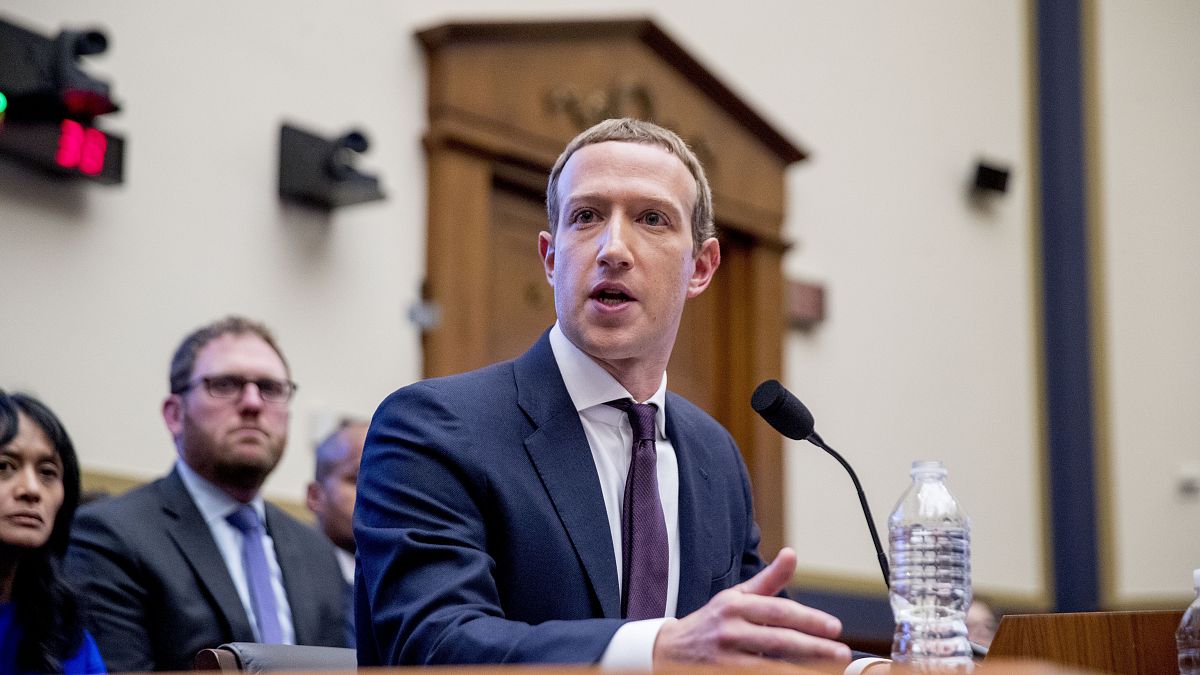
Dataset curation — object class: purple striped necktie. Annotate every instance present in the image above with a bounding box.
[226,505,285,643]
[607,399,668,619]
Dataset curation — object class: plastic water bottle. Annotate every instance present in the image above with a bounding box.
[1179,569,1200,675]
[889,460,973,669]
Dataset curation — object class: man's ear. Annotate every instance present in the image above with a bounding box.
[686,237,721,299]
[306,481,324,517]
[538,230,555,285]
[162,395,184,436]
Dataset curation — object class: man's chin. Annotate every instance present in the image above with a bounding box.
[576,330,662,367]
[213,466,272,492]
[568,320,635,352]
[213,453,281,491]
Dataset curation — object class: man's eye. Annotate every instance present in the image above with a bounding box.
[572,209,597,224]
[643,212,664,226]
[211,377,243,393]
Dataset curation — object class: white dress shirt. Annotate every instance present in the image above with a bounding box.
[550,325,887,674]
[335,547,355,586]
[176,459,297,644]
[549,324,678,669]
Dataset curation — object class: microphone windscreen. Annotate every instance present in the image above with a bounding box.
[751,379,815,440]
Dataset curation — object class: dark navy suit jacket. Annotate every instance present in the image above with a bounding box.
[355,332,768,665]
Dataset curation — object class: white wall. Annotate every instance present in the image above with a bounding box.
[1,1,429,502]
[2,0,1193,607]
[1095,0,1200,603]
[776,3,1042,601]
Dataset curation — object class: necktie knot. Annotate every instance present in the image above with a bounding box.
[606,399,658,443]
[226,504,263,534]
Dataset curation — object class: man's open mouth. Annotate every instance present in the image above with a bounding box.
[593,288,633,306]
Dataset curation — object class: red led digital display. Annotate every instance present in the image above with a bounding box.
[55,118,108,175]
[55,119,84,167]
[0,116,123,184]
[81,127,107,176]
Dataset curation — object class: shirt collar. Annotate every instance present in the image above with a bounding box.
[335,548,356,585]
[548,323,668,439]
[176,458,266,526]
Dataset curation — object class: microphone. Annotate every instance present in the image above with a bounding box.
[753,380,990,660]
[751,379,891,590]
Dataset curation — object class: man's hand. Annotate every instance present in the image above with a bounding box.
[653,547,853,667]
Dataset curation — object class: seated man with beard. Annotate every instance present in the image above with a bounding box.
[66,316,348,672]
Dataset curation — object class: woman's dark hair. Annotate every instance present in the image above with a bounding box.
[0,389,85,673]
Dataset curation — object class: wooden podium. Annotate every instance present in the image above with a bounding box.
[987,610,1183,674]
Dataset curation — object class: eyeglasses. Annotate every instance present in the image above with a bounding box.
[177,374,298,404]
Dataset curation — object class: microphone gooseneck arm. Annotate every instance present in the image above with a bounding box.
[752,380,987,659]
[750,380,891,592]
[807,430,890,590]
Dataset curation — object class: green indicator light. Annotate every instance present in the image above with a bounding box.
[0,91,7,114]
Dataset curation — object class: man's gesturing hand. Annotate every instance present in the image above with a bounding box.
[652,547,853,666]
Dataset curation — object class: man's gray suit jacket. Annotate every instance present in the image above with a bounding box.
[66,467,348,672]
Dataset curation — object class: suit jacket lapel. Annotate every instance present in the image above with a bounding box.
[667,400,717,616]
[515,332,622,619]
[265,505,313,643]
[159,469,255,640]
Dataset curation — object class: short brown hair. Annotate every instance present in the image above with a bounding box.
[168,316,289,393]
[545,118,715,253]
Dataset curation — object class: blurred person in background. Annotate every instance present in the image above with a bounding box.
[0,389,105,674]
[307,418,368,645]
[967,596,999,648]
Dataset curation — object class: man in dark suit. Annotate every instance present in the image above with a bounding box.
[66,316,348,672]
[357,119,881,671]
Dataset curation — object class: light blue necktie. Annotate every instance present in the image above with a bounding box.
[226,505,284,643]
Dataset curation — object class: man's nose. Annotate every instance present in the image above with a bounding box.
[237,381,267,410]
[596,216,634,268]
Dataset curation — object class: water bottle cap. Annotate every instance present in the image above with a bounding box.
[910,459,948,479]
